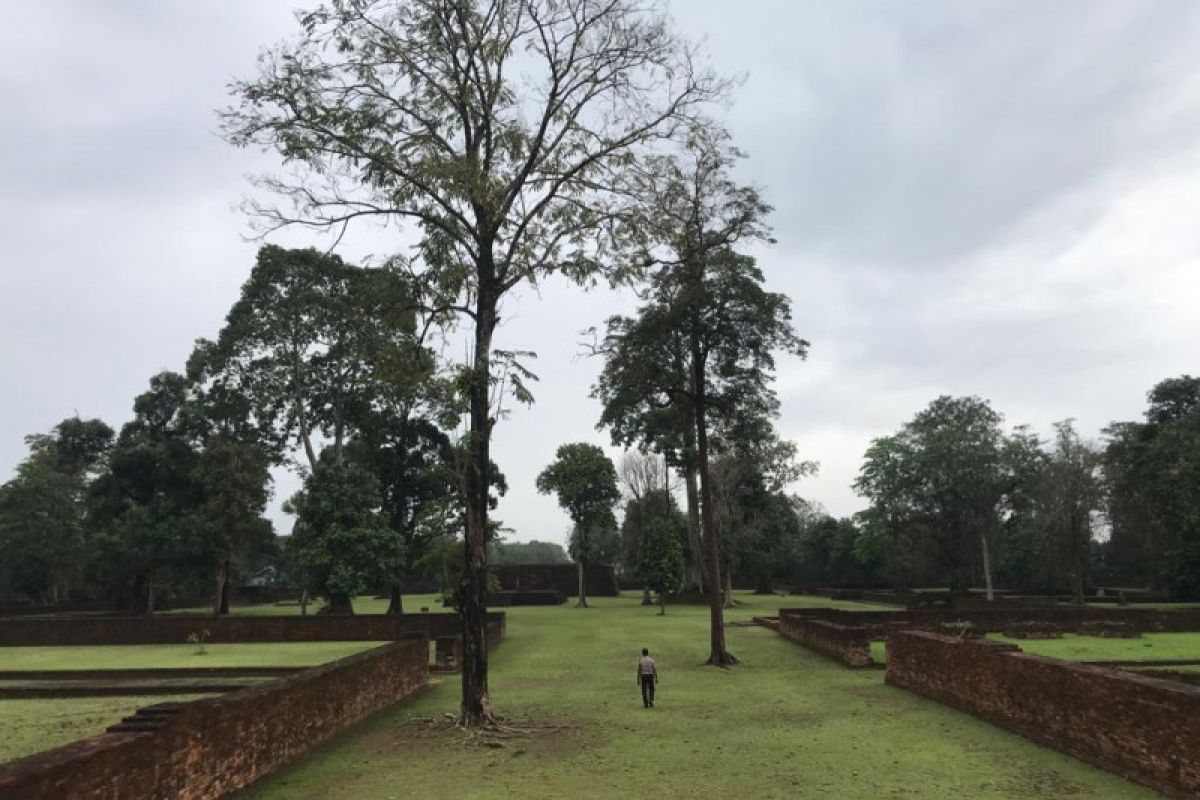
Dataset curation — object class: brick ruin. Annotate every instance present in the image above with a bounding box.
[777,615,876,668]
[886,630,1200,799]
[0,638,430,800]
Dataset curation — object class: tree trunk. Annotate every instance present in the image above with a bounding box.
[576,559,589,608]
[144,578,155,616]
[327,594,354,615]
[299,589,309,617]
[459,279,498,726]
[216,561,231,615]
[722,568,734,609]
[658,592,666,616]
[754,572,772,595]
[386,581,404,615]
[641,586,653,606]
[693,358,736,667]
[683,457,704,593]
[980,529,995,602]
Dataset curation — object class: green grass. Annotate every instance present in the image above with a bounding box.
[0,641,384,764]
[234,592,1156,800]
[989,632,1200,662]
[0,695,209,764]
[0,642,381,671]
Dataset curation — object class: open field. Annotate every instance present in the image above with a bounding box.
[234,592,1156,800]
[989,632,1200,662]
[1,695,208,764]
[0,642,380,671]
[0,641,382,765]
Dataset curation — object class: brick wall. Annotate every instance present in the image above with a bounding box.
[0,639,429,800]
[0,611,506,647]
[886,630,1200,799]
[779,605,1200,635]
[778,616,874,667]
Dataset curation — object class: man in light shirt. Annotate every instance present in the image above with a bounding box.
[637,647,658,708]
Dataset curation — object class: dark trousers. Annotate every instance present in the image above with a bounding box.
[640,675,655,707]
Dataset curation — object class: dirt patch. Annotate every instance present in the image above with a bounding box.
[1001,768,1087,798]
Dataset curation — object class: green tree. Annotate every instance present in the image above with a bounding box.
[1037,421,1102,604]
[640,517,685,615]
[594,134,806,665]
[536,443,621,608]
[855,396,1016,599]
[285,460,403,614]
[88,373,206,613]
[0,417,113,603]
[192,439,275,615]
[223,0,724,726]
[1103,376,1200,596]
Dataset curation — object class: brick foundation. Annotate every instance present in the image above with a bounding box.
[778,616,874,667]
[886,629,1200,799]
[0,639,429,800]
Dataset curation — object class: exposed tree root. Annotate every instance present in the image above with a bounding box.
[418,713,575,748]
[704,651,740,668]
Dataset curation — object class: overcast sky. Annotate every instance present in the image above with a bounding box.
[2,1,1199,547]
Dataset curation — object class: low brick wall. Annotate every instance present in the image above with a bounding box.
[0,612,506,647]
[778,615,874,667]
[779,605,1200,635]
[886,630,1200,798]
[0,639,429,800]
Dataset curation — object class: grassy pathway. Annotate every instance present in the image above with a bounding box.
[237,593,1160,799]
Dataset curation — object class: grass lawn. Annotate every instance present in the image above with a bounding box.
[235,592,1157,800]
[0,642,381,671]
[1,694,208,764]
[989,632,1200,662]
[0,641,383,765]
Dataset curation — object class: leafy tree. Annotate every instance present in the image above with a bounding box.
[855,396,1016,599]
[192,438,275,614]
[223,0,724,726]
[1034,421,1103,604]
[1103,376,1200,596]
[285,460,402,614]
[0,418,113,603]
[536,443,621,607]
[593,133,806,665]
[190,246,432,471]
[640,517,685,615]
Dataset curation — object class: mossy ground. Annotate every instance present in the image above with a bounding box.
[232,592,1159,800]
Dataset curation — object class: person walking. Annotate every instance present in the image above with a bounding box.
[637,647,658,708]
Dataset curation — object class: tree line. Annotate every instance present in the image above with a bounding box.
[845,380,1200,602]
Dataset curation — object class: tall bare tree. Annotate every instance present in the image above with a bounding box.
[222,0,724,723]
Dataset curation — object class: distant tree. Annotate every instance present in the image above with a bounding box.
[1104,376,1200,596]
[223,0,725,726]
[284,460,402,614]
[0,417,113,603]
[191,439,275,615]
[856,396,1017,599]
[1036,421,1103,605]
[640,518,685,615]
[536,443,621,608]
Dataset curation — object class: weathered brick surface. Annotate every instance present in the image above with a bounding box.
[886,630,1200,799]
[0,611,505,647]
[778,616,874,667]
[0,639,429,800]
